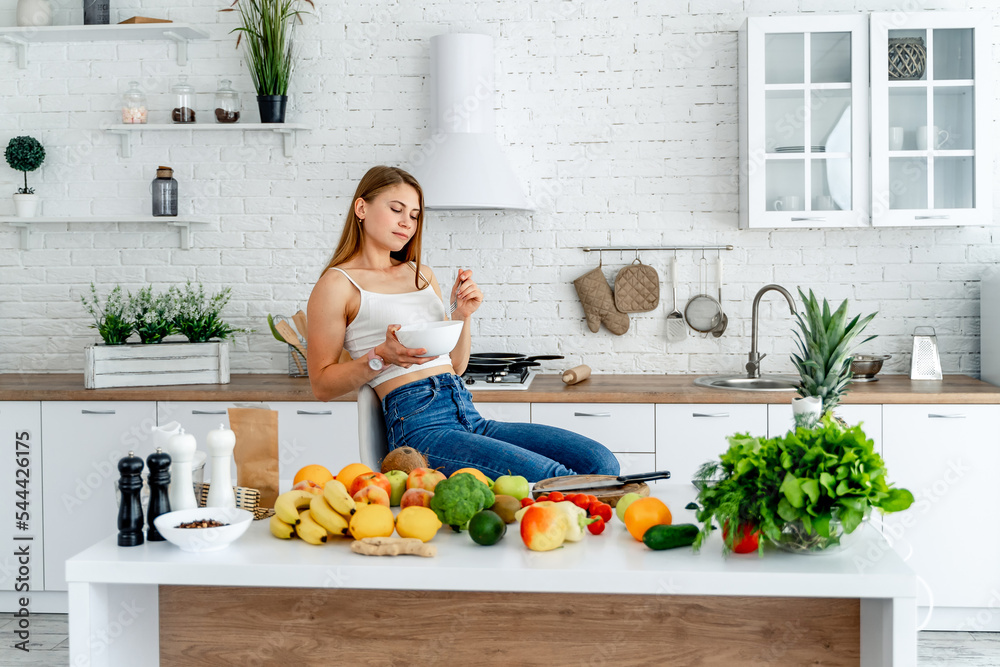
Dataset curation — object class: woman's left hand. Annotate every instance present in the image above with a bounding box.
[451,268,483,320]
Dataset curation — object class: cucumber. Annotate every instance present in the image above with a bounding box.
[642,524,699,551]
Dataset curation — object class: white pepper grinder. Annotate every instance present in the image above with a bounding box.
[166,428,198,511]
[205,423,237,508]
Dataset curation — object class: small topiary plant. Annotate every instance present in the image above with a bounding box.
[4,136,45,195]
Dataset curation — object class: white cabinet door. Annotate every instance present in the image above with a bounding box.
[530,404,655,454]
[475,402,530,424]
[767,404,882,450]
[740,14,871,228]
[42,401,157,591]
[615,453,657,476]
[272,402,358,487]
[870,11,992,227]
[882,405,1000,609]
[656,405,768,486]
[0,402,41,593]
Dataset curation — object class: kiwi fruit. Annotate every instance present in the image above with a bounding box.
[380,447,429,474]
[490,495,521,524]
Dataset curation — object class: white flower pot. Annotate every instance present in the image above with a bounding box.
[791,395,822,428]
[16,0,53,26]
[12,193,39,218]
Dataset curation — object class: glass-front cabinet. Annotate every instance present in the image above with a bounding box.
[870,12,991,226]
[740,15,870,228]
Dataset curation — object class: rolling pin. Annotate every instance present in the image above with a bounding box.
[562,365,591,385]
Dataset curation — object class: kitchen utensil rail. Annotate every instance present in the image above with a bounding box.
[581,245,734,253]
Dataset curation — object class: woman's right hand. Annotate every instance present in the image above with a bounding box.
[378,325,438,368]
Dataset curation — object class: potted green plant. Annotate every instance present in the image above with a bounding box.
[221,0,314,123]
[790,288,877,427]
[5,135,45,217]
[130,285,178,344]
[172,281,251,343]
[80,283,133,345]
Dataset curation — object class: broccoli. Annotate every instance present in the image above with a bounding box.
[429,473,496,531]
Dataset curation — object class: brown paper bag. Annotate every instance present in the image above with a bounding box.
[228,407,279,508]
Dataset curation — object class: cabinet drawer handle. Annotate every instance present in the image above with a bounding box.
[81,409,116,415]
[915,215,951,220]
[191,410,227,415]
[574,412,611,417]
[791,217,826,222]
[928,413,966,419]
[296,410,332,415]
[693,412,729,418]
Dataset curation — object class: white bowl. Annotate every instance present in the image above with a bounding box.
[153,507,253,553]
[396,321,464,357]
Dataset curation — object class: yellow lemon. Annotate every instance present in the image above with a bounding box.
[348,504,395,540]
[450,467,493,488]
[394,506,443,542]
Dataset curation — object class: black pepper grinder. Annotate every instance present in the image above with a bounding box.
[145,448,172,542]
[117,451,145,547]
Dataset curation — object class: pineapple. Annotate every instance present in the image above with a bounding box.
[791,289,877,417]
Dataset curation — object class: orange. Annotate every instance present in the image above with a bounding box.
[336,462,373,492]
[293,464,334,488]
[623,497,672,542]
[450,467,492,487]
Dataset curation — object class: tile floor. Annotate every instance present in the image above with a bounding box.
[2,614,1000,665]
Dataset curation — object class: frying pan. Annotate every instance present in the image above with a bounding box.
[469,353,564,363]
[466,353,564,375]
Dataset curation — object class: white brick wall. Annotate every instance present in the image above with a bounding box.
[1,0,998,379]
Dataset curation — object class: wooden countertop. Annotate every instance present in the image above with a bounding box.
[1,372,998,404]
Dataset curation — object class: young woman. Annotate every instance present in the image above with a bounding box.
[306,165,619,482]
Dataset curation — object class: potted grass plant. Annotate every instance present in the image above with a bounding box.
[221,0,314,123]
[5,135,45,217]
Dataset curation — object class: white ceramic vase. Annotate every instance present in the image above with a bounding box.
[791,395,822,429]
[16,0,53,27]
[12,193,39,218]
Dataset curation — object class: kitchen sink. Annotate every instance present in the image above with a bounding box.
[694,374,800,392]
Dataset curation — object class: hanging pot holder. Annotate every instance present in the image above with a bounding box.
[614,259,660,313]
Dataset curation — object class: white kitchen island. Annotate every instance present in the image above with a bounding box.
[67,489,916,666]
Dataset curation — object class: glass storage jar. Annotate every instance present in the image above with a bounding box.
[151,166,178,217]
[214,79,241,123]
[171,76,196,124]
[121,81,147,124]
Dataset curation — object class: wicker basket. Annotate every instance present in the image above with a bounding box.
[888,37,926,80]
[198,483,274,520]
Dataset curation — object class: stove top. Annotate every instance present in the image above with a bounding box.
[460,368,537,390]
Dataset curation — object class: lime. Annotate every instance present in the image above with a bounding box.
[468,510,506,546]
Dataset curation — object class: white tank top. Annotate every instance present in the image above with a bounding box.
[329,265,453,388]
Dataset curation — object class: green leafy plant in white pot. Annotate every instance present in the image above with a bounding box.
[5,136,45,218]
[221,0,314,123]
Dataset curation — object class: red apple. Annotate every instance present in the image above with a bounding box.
[349,471,392,498]
[352,486,390,507]
[291,480,324,495]
[400,488,434,509]
[406,467,447,492]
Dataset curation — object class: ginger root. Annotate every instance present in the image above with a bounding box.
[350,537,437,557]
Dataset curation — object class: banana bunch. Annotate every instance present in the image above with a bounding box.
[269,480,357,545]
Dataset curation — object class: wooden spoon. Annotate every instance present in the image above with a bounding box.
[275,320,306,375]
[292,310,308,342]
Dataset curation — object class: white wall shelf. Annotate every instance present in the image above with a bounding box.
[0,216,212,250]
[104,123,310,158]
[0,23,208,68]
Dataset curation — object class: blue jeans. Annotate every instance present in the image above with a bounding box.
[381,373,621,482]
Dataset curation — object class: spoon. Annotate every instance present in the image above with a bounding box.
[712,256,728,338]
[275,319,307,375]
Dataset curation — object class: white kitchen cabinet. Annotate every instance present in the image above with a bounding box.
[870,12,992,226]
[475,402,531,424]
[655,404,768,486]
[739,14,871,228]
[41,401,157,591]
[531,404,654,453]
[157,401,263,482]
[272,402,358,482]
[881,405,1000,616]
[0,402,42,593]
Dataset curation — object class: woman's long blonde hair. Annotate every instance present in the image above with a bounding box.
[322,165,427,289]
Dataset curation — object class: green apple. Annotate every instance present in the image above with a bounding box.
[385,470,409,506]
[492,474,530,501]
[615,492,643,522]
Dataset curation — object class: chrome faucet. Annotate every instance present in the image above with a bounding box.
[746,284,796,378]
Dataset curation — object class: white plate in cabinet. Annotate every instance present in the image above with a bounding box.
[530,404,654,454]
[272,403,358,482]
[475,402,530,424]
[655,405,768,486]
[41,401,156,591]
[0,402,41,592]
[882,405,1000,614]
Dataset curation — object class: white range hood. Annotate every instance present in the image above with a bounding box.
[410,33,533,211]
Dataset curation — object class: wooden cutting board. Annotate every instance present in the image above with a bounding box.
[531,475,649,507]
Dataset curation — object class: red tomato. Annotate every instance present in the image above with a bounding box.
[548,491,565,503]
[536,494,549,503]
[589,502,613,523]
[585,495,598,506]
[571,495,591,510]
[587,516,606,535]
[723,521,760,554]
[520,497,536,508]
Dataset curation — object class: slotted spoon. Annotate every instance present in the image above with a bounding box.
[665,258,686,343]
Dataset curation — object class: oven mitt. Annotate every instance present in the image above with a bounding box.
[614,260,660,313]
[573,266,630,335]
